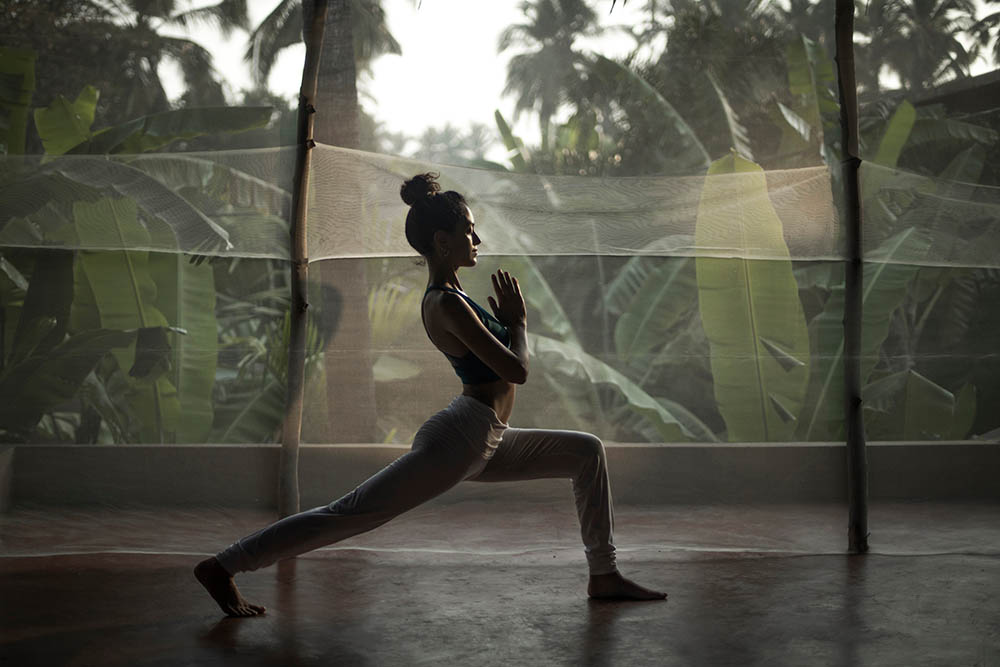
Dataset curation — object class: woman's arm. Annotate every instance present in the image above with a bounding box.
[440,270,528,384]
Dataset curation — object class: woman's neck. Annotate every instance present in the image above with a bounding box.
[427,264,460,291]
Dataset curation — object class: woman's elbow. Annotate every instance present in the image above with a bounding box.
[508,365,528,385]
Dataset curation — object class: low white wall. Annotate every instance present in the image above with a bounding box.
[5,442,998,511]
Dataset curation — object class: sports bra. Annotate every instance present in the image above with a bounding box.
[422,285,512,384]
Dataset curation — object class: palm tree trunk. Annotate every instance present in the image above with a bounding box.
[834,0,869,554]
[312,0,377,443]
[279,0,329,518]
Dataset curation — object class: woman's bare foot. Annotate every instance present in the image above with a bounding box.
[588,571,667,601]
[194,557,266,617]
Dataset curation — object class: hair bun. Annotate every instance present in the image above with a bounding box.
[400,172,442,206]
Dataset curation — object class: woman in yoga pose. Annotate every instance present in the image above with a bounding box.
[196,172,666,616]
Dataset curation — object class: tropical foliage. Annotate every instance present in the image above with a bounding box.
[2,0,999,444]
[466,0,1000,442]
[0,38,303,443]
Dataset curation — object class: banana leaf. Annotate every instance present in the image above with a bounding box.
[610,256,696,362]
[67,105,273,155]
[797,227,931,440]
[0,327,169,435]
[871,100,917,168]
[494,110,528,173]
[72,198,181,441]
[32,85,99,157]
[0,252,28,290]
[215,378,286,443]
[863,370,976,440]
[79,368,130,443]
[705,71,753,161]
[589,55,710,174]
[695,153,810,441]
[905,118,998,152]
[127,153,293,218]
[858,101,919,250]
[529,333,717,442]
[778,34,839,165]
[0,158,232,254]
[148,252,217,442]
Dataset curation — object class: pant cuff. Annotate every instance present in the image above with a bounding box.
[214,544,242,577]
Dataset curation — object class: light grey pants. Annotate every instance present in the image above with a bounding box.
[215,395,617,576]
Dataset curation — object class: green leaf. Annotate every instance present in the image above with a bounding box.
[494,109,528,172]
[33,85,99,156]
[215,378,286,443]
[780,35,838,164]
[864,371,977,440]
[72,198,181,441]
[67,106,274,155]
[905,118,998,152]
[0,328,136,433]
[872,100,916,168]
[777,101,811,143]
[529,333,717,442]
[0,253,28,290]
[0,157,233,253]
[79,369,130,443]
[705,70,753,161]
[128,153,293,217]
[147,253,217,442]
[798,227,931,440]
[612,257,696,362]
[589,55,710,174]
[129,326,175,380]
[938,144,986,193]
[695,153,810,441]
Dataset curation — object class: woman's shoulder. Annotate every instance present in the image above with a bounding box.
[426,288,474,321]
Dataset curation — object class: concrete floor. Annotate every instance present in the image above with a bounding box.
[2,501,999,666]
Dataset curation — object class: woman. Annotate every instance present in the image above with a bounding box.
[196,173,666,616]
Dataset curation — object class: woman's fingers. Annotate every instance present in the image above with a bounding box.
[500,269,512,292]
[494,270,507,294]
[492,269,519,299]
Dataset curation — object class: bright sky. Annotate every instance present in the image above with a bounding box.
[159,0,657,158]
[160,0,996,161]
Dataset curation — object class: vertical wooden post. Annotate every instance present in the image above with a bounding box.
[278,0,328,518]
[834,0,870,553]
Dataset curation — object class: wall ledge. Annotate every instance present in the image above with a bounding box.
[5,442,998,510]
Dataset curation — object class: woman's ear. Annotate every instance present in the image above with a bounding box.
[432,229,451,256]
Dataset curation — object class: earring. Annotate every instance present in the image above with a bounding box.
[441,247,450,257]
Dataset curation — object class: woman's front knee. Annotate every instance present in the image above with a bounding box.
[576,432,607,463]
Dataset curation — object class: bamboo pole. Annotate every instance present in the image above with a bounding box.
[834,0,870,553]
[278,0,329,518]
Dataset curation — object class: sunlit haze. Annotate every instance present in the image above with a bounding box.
[160,0,667,159]
[159,0,994,162]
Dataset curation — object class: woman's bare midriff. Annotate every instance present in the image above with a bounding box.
[463,381,516,424]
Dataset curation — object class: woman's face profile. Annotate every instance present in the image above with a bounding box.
[451,206,481,268]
